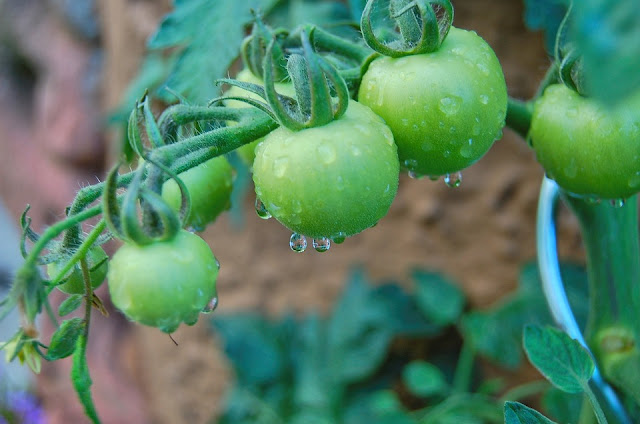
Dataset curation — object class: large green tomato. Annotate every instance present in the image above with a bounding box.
[107,230,218,333]
[47,245,108,294]
[530,84,640,200]
[359,27,507,177]
[252,100,399,240]
[162,156,233,231]
[225,69,295,165]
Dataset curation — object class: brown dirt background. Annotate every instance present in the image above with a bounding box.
[0,0,590,423]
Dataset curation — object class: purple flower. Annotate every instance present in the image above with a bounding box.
[2,391,46,424]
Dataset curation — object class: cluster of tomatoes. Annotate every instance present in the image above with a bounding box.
[49,9,640,334]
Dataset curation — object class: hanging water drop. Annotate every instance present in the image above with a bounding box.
[428,175,440,182]
[313,237,331,252]
[215,258,221,270]
[444,172,462,188]
[255,198,272,219]
[408,170,421,179]
[202,296,218,314]
[289,233,307,252]
[610,198,626,208]
[332,232,347,244]
[584,196,601,205]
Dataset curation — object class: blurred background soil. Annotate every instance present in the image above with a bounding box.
[0,0,586,423]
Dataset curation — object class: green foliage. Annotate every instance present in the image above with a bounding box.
[147,0,280,104]
[573,0,640,104]
[504,401,558,424]
[212,268,463,424]
[523,0,569,53]
[413,270,465,327]
[523,325,594,394]
[58,294,83,317]
[47,318,84,360]
[71,335,100,424]
[460,262,588,369]
[402,360,449,398]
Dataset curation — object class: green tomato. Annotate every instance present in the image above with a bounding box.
[252,100,399,240]
[225,69,295,165]
[530,84,640,200]
[47,245,108,294]
[358,27,507,177]
[162,156,233,231]
[107,230,218,333]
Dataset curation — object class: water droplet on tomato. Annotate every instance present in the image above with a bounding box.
[460,138,474,158]
[476,63,490,76]
[610,198,626,208]
[273,157,289,178]
[401,118,409,126]
[444,172,462,188]
[336,175,345,190]
[403,159,418,170]
[443,150,451,158]
[313,237,331,252]
[351,145,362,156]
[428,175,440,181]
[289,233,307,252]
[317,143,337,164]
[439,96,461,115]
[202,296,218,313]
[628,172,640,189]
[421,142,432,152]
[408,170,422,179]
[215,258,221,270]
[479,94,489,105]
[584,196,601,205]
[255,198,272,219]
[332,232,346,244]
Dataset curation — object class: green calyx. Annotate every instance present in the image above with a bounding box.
[240,13,289,81]
[218,28,349,131]
[361,0,454,58]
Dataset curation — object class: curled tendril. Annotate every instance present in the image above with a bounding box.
[361,0,453,57]
[241,12,289,81]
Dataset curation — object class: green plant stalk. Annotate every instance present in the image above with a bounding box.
[563,193,640,406]
[505,98,532,140]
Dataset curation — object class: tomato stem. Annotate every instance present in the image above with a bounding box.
[505,98,532,140]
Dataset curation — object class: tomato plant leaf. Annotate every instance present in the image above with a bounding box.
[147,0,280,104]
[212,314,286,385]
[460,262,588,369]
[523,325,594,393]
[47,318,84,360]
[523,0,569,53]
[402,360,449,398]
[58,294,83,317]
[413,270,465,326]
[541,387,585,423]
[71,334,100,424]
[504,401,558,424]
[327,270,394,385]
[573,0,640,104]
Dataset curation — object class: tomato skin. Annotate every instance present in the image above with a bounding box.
[162,156,233,230]
[225,69,294,165]
[252,100,399,239]
[530,84,640,200]
[107,230,218,333]
[47,246,108,294]
[358,27,507,176]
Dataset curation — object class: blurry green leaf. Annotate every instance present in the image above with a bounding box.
[413,270,465,326]
[47,318,84,360]
[402,360,449,398]
[110,52,176,124]
[58,294,83,317]
[523,325,594,393]
[504,401,558,424]
[460,263,587,369]
[327,270,394,385]
[347,0,366,22]
[573,0,640,104]
[541,387,584,423]
[523,0,569,53]
[604,349,640,406]
[268,0,351,29]
[148,0,280,104]
[213,314,286,385]
[72,335,100,423]
[420,394,502,423]
[369,282,441,336]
